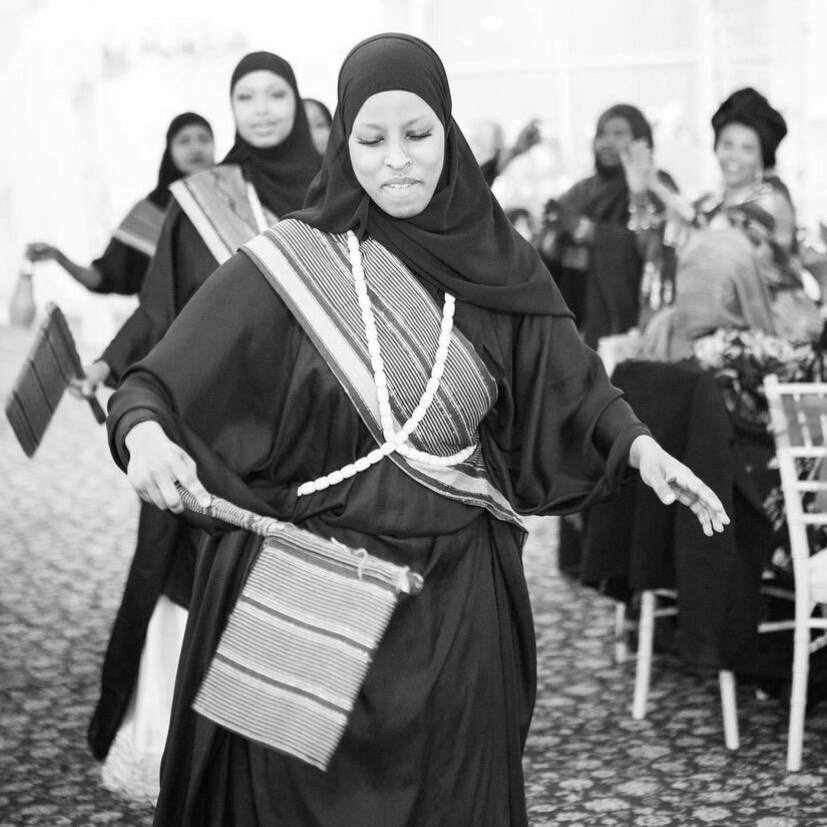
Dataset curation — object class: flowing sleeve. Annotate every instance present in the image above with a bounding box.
[479,309,649,515]
[98,202,219,384]
[107,250,300,519]
[137,201,219,335]
[99,304,156,386]
[90,238,151,295]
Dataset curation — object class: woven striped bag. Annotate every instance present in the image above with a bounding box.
[178,488,423,770]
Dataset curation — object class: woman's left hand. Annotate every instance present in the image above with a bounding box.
[629,434,730,537]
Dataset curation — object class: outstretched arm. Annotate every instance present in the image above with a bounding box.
[26,242,103,290]
[629,433,730,536]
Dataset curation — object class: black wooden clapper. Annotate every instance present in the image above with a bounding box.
[5,302,106,457]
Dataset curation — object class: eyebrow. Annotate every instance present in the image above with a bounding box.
[357,116,430,130]
[234,84,286,93]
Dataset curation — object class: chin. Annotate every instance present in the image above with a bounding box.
[373,192,430,218]
[380,201,427,219]
[248,133,282,149]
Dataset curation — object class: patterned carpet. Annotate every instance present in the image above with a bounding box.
[2,324,827,826]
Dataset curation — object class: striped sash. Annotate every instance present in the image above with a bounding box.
[243,219,523,528]
[170,165,278,265]
[183,490,422,770]
[111,198,166,257]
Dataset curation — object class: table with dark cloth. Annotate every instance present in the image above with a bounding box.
[579,359,773,673]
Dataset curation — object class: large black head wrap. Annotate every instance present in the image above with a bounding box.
[147,112,213,209]
[222,51,321,216]
[711,87,787,169]
[290,33,569,316]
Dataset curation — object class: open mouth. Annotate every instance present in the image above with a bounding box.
[383,178,420,190]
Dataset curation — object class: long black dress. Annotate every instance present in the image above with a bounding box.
[107,236,647,826]
[87,204,217,759]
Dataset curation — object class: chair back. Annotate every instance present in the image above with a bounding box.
[764,375,827,569]
[763,375,827,771]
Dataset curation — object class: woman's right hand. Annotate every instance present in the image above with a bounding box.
[25,242,60,262]
[124,420,210,513]
[69,360,111,400]
[620,139,656,195]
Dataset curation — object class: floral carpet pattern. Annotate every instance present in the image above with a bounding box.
[2,325,827,826]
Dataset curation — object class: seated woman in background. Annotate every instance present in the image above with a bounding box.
[638,87,822,361]
[25,112,214,297]
[544,104,679,349]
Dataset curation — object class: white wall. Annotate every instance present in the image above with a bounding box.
[3,0,825,343]
[0,0,382,341]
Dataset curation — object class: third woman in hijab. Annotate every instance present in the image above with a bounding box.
[26,111,214,307]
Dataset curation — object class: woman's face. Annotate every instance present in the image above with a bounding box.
[304,100,331,156]
[232,70,296,148]
[349,90,445,219]
[594,116,634,168]
[715,122,763,190]
[169,124,215,175]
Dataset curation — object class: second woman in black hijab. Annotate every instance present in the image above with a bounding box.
[107,34,727,825]
[87,51,320,800]
[86,51,321,392]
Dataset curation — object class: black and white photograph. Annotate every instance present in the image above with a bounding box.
[3,1,827,825]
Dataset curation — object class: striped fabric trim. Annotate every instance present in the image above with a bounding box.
[4,305,79,457]
[193,534,401,769]
[111,198,166,257]
[169,165,278,265]
[242,219,523,528]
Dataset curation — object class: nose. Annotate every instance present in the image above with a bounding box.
[384,139,411,171]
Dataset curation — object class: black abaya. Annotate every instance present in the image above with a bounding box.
[107,242,647,826]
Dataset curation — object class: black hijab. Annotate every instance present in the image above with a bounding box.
[147,112,213,209]
[582,103,654,223]
[290,33,568,316]
[222,51,322,216]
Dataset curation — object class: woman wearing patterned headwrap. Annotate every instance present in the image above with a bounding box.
[638,87,822,360]
[108,34,728,825]
[87,51,321,801]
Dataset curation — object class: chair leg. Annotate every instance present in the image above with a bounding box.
[614,601,628,664]
[718,670,739,750]
[632,590,656,719]
[787,618,811,772]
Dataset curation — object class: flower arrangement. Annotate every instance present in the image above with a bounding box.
[691,328,820,425]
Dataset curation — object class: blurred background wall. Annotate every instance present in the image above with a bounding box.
[2,0,826,345]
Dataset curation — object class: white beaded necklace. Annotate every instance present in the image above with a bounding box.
[296,231,477,497]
